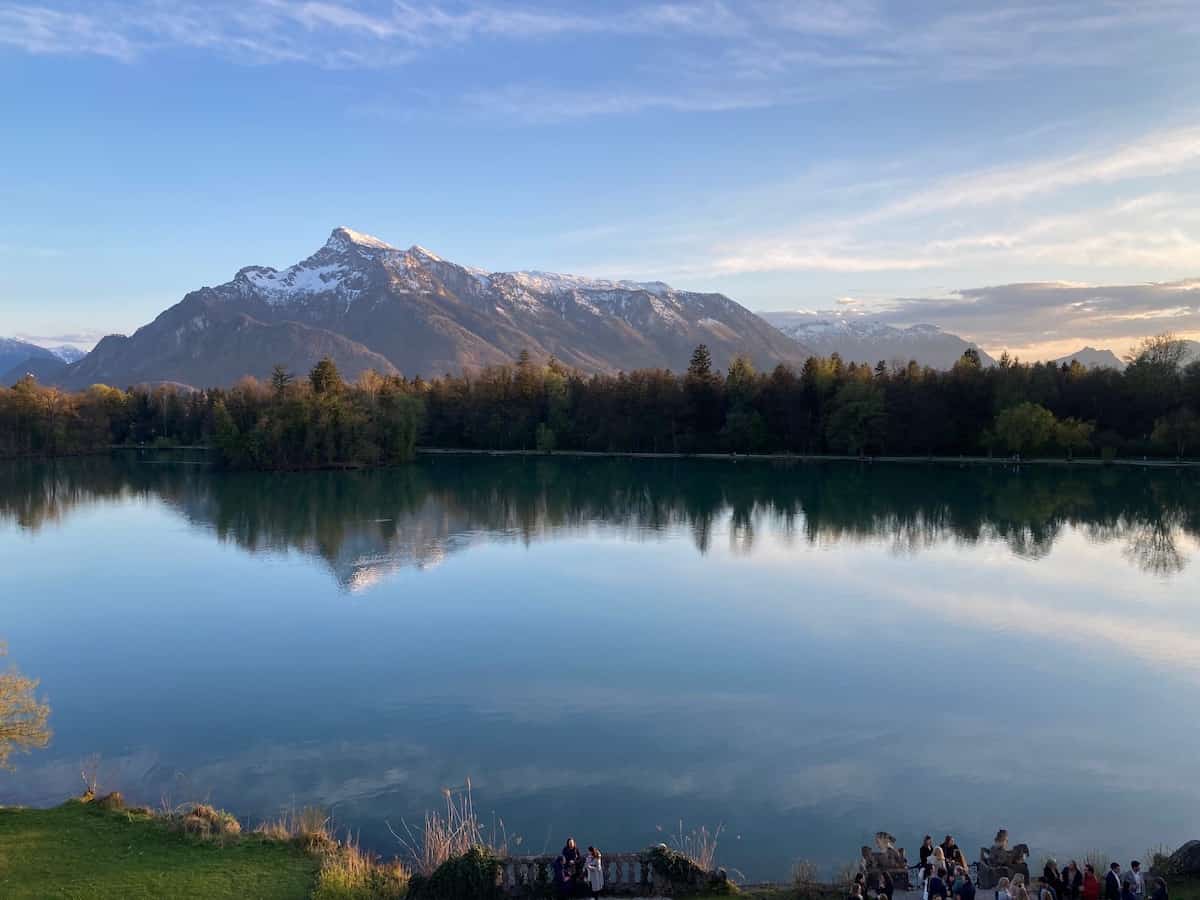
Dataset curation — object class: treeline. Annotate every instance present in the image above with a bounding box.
[424,337,1200,458]
[0,360,422,468]
[2,335,1200,465]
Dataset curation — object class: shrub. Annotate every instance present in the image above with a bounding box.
[408,846,503,900]
[640,844,738,895]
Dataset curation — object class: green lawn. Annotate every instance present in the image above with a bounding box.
[0,801,319,899]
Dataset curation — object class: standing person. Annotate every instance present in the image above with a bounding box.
[585,846,603,900]
[1150,878,1168,900]
[562,838,582,883]
[1063,862,1083,900]
[1082,865,1101,900]
[553,855,569,898]
[1124,862,1144,899]
[921,837,936,869]
[851,882,866,900]
[1044,860,1063,900]
[1106,863,1123,900]
[943,837,959,860]
[878,870,895,900]
[997,877,1013,900]
[1121,877,1137,900]
[1013,875,1031,900]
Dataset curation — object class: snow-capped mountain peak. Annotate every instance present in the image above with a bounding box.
[326,226,395,252]
[759,310,995,369]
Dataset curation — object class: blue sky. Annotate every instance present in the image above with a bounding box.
[2,0,1200,358]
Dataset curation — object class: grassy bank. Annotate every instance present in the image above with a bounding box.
[0,801,318,899]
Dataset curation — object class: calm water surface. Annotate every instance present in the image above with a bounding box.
[2,455,1199,879]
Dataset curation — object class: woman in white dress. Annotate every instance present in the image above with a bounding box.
[586,845,604,899]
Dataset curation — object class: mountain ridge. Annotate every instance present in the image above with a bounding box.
[51,227,813,389]
[759,311,997,369]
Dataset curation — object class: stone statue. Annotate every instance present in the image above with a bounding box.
[978,830,1030,889]
[860,831,911,890]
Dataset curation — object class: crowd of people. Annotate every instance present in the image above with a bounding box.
[551,837,605,898]
[849,834,1173,900]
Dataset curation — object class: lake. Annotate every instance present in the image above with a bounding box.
[2,454,1199,881]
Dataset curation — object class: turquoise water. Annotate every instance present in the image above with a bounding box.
[2,455,1199,880]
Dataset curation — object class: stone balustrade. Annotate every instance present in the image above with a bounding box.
[498,853,658,896]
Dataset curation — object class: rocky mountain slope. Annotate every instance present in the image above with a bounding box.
[56,228,812,389]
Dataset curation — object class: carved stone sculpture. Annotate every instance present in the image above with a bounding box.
[860,832,911,890]
[978,831,1030,889]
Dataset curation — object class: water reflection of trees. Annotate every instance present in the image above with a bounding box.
[2,456,1198,585]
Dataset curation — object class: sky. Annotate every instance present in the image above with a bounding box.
[2,0,1200,360]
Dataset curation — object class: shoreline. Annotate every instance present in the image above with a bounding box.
[415,447,1200,468]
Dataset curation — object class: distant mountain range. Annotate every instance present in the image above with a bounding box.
[1049,347,1125,369]
[759,311,997,369]
[0,338,86,383]
[47,227,812,390]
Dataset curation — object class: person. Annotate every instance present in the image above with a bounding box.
[552,855,569,898]
[997,877,1013,900]
[921,837,936,869]
[956,867,977,900]
[562,838,582,882]
[1106,863,1122,900]
[585,846,603,900]
[854,872,867,900]
[1013,874,1030,900]
[1044,860,1063,900]
[931,848,948,877]
[1121,878,1137,900]
[851,882,866,900]
[1039,878,1057,900]
[942,837,959,860]
[929,867,949,900]
[1123,862,1143,899]
[1082,865,1101,900]
[877,870,895,900]
[1063,862,1083,900]
[1150,878,1168,900]
[953,848,970,876]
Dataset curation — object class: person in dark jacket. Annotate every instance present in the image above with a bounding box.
[1044,860,1063,900]
[1062,861,1083,900]
[552,856,569,897]
[1106,863,1123,900]
[956,870,976,900]
[930,868,949,900]
[921,837,935,868]
[877,871,895,900]
[1150,877,1168,900]
[562,838,582,884]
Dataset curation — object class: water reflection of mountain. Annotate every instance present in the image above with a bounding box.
[3,455,1199,587]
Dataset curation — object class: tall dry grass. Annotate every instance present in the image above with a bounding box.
[660,820,725,872]
[387,778,515,876]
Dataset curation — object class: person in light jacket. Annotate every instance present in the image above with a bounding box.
[586,846,604,899]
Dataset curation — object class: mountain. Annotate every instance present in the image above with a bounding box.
[63,315,398,391]
[1049,347,1124,369]
[57,227,811,389]
[0,337,74,384]
[759,311,996,369]
[49,345,87,364]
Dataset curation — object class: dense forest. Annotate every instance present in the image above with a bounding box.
[2,335,1199,466]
